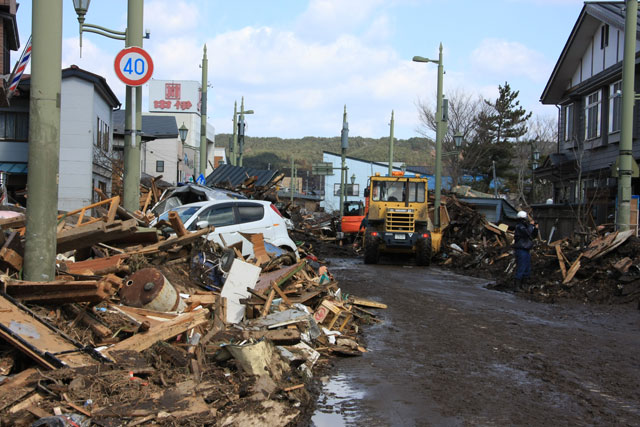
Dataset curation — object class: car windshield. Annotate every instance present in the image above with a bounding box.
[371,180,425,203]
[157,205,200,224]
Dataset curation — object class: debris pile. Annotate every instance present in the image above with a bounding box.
[0,188,386,426]
[436,196,640,307]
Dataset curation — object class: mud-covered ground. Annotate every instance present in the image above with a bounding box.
[312,257,640,426]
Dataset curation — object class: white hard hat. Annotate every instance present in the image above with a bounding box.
[517,211,528,219]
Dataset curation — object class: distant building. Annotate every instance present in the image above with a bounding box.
[147,79,215,180]
[321,151,437,213]
[112,111,185,186]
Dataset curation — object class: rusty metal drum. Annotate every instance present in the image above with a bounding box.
[120,268,186,312]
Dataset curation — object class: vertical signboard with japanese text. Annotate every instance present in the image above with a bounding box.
[148,80,201,114]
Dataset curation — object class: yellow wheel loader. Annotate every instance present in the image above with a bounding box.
[363,172,434,265]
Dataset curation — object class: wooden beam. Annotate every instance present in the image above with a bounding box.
[168,211,189,237]
[260,289,276,317]
[104,309,209,359]
[555,245,567,280]
[271,282,292,306]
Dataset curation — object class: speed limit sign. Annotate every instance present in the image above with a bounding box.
[114,47,154,86]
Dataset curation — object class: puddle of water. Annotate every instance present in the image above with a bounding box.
[312,373,365,427]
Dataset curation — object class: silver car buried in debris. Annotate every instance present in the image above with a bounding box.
[152,199,299,258]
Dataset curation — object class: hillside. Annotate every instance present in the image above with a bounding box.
[216,134,433,171]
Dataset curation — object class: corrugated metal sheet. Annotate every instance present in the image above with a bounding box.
[206,164,279,188]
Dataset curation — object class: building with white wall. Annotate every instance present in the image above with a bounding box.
[147,79,215,180]
[0,66,120,210]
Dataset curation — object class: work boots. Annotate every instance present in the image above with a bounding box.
[513,278,522,291]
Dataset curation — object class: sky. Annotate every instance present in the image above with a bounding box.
[15,0,586,140]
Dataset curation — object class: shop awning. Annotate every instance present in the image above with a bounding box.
[0,162,28,174]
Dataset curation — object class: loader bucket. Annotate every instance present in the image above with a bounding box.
[431,230,442,253]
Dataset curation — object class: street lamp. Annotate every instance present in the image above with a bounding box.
[73,0,145,212]
[350,173,356,201]
[531,147,540,202]
[452,132,464,186]
[413,43,445,229]
[179,123,189,144]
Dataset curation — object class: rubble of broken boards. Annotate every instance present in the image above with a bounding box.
[0,201,385,426]
[438,196,640,307]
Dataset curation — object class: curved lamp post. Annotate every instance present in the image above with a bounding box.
[413,43,445,229]
[73,0,146,211]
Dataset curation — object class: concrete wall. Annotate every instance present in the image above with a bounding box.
[142,137,180,185]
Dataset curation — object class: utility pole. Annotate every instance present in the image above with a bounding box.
[231,101,238,166]
[199,44,208,176]
[388,110,395,176]
[123,0,144,211]
[24,0,63,281]
[617,0,637,231]
[238,97,246,167]
[433,44,444,229]
[492,161,498,198]
[290,156,295,205]
[340,105,349,221]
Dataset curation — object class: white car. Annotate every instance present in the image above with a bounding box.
[154,199,299,257]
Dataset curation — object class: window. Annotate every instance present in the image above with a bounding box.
[333,183,359,196]
[237,204,264,223]
[585,90,601,140]
[96,117,110,150]
[601,24,609,49]
[156,160,164,172]
[370,180,425,203]
[609,81,622,133]
[0,112,29,141]
[563,104,574,142]
[200,206,235,227]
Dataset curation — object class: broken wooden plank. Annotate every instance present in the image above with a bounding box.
[4,278,116,304]
[56,219,138,253]
[271,282,292,306]
[168,211,189,237]
[260,289,276,317]
[0,215,25,230]
[563,254,582,284]
[0,294,97,368]
[348,297,387,309]
[104,309,209,359]
[129,227,212,254]
[555,245,567,280]
[613,257,633,274]
[64,304,113,339]
[63,254,128,275]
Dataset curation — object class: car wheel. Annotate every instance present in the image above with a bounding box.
[219,248,236,273]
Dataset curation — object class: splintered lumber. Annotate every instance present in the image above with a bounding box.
[0,231,23,272]
[555,245,567,279]
[63,254,128,275]
[271,282,292,306]
[130,227,212,254]
[64,304,113,339]
[104,309,209,359]
[240,329,301,344]
[348,297,387,309]
[4,277,118,304]
[168,211,189,237]
[260,289,276,317]
[563,254,583,284]
[255,259,307,293]
[0,294,97,368]
[614,257,633,274]
[56,218,138,253]
[0,215,25,230]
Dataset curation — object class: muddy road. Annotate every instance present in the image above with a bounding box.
[312,258,640,426]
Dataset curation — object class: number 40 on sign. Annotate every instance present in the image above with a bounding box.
[114,46,154,87]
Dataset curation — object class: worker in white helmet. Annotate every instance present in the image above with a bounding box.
[513,210,538,290]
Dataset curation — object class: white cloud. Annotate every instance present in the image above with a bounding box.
[295,0,385,41]
[470,38,551,83]
[144,0,200,37]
